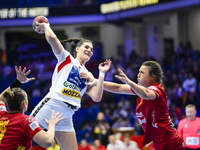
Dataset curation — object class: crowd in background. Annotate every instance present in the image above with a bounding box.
[1,40,200,147]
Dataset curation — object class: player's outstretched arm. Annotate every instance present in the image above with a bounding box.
[86,59,111,102]
[116,68,156,99]
[0,66,35,104]
[33,19,63,55]
[32,110,66,148]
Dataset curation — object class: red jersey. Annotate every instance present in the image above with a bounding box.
[78,145,91,150]
[177,117,200,149]
[0,104,42,150]
[132,83,184,149]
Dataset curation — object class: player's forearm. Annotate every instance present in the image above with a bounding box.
[127,81,150,99]
[103,81,124,93]
[44,24,56,42]
[43,124,56,147]
[44,24,62,55]
[93,77,104,102]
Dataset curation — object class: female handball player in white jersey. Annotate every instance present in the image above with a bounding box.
[31,22,111,150]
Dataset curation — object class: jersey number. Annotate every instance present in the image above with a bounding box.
[0,120,9,145]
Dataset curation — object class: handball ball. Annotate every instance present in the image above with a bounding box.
[32,16,49,34]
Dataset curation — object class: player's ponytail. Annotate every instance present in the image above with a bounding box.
[3,88,26,112]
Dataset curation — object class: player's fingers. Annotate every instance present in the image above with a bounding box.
[15,66,19,73]
[55,112,60,117]
[44,118,48,124]
[115,75,122,80]
[22,67,26,73]
[51,110,55,116]
[24,70,31,76]
[19,66,22,73]
[59,117,66,121]
[99,62,104,66]
[28,77,35,82]
[57,113,63,119]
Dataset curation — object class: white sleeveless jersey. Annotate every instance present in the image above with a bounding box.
[46,49,93,109]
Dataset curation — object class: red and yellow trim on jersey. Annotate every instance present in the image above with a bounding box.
[136,99,143,110]
[0,120,9,144]
[17,146,25,150]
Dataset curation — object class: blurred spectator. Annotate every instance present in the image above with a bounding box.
[125,65,136,81]
[93,139,106,150]
[178,68,187,84]
[124,118,133,127]
[91,112,113,146]
[176,42,184,57]
[170,104,182,126]
[90,144,96,150]
[118,96,130,110]
[171,73,180,86]
[182,73,197,93]
[185,40,193,58]
[177,104,200,150]
[185,90,199,110]
[127,109,137,127]
[193,65,200,84]
[122,134,141,150]
[31,85,41,98]
[82,122,93,142]
[103,108,112,123]
[2,63,13,76]
[106,134,124,150]
[113,103,128,119]
[117,52,127,69]
[78,139,91,150]
[112,115,126,129]
[171,82,183,107]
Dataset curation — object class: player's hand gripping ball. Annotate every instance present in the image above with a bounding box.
[32,16,49,34]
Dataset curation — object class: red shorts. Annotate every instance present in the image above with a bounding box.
[154,129,185,150]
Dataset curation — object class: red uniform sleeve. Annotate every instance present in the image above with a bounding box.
[147,85,160,98]
[130,84,161,97]
[23,116,42,139]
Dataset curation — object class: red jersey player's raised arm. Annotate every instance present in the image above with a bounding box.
[0,66,65,149]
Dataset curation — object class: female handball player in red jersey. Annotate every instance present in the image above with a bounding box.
[83,61,185,150]
[0,66,65,149]
[31,19,111,150]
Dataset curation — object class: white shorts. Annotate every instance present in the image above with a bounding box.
[30,96,75,132]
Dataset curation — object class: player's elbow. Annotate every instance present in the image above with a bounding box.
[40,139,54,148]
[93,96,102,102]
[139,91,149,99]
[33,131,55,148]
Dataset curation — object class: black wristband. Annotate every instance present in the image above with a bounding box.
[10,79,22,89]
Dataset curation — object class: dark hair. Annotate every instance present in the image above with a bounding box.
[61,38,93,57]
[142,61,164,86]
[3,88,26,111]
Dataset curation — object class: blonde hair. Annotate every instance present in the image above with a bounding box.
[185,104,196,110]
[3,88,26,111]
